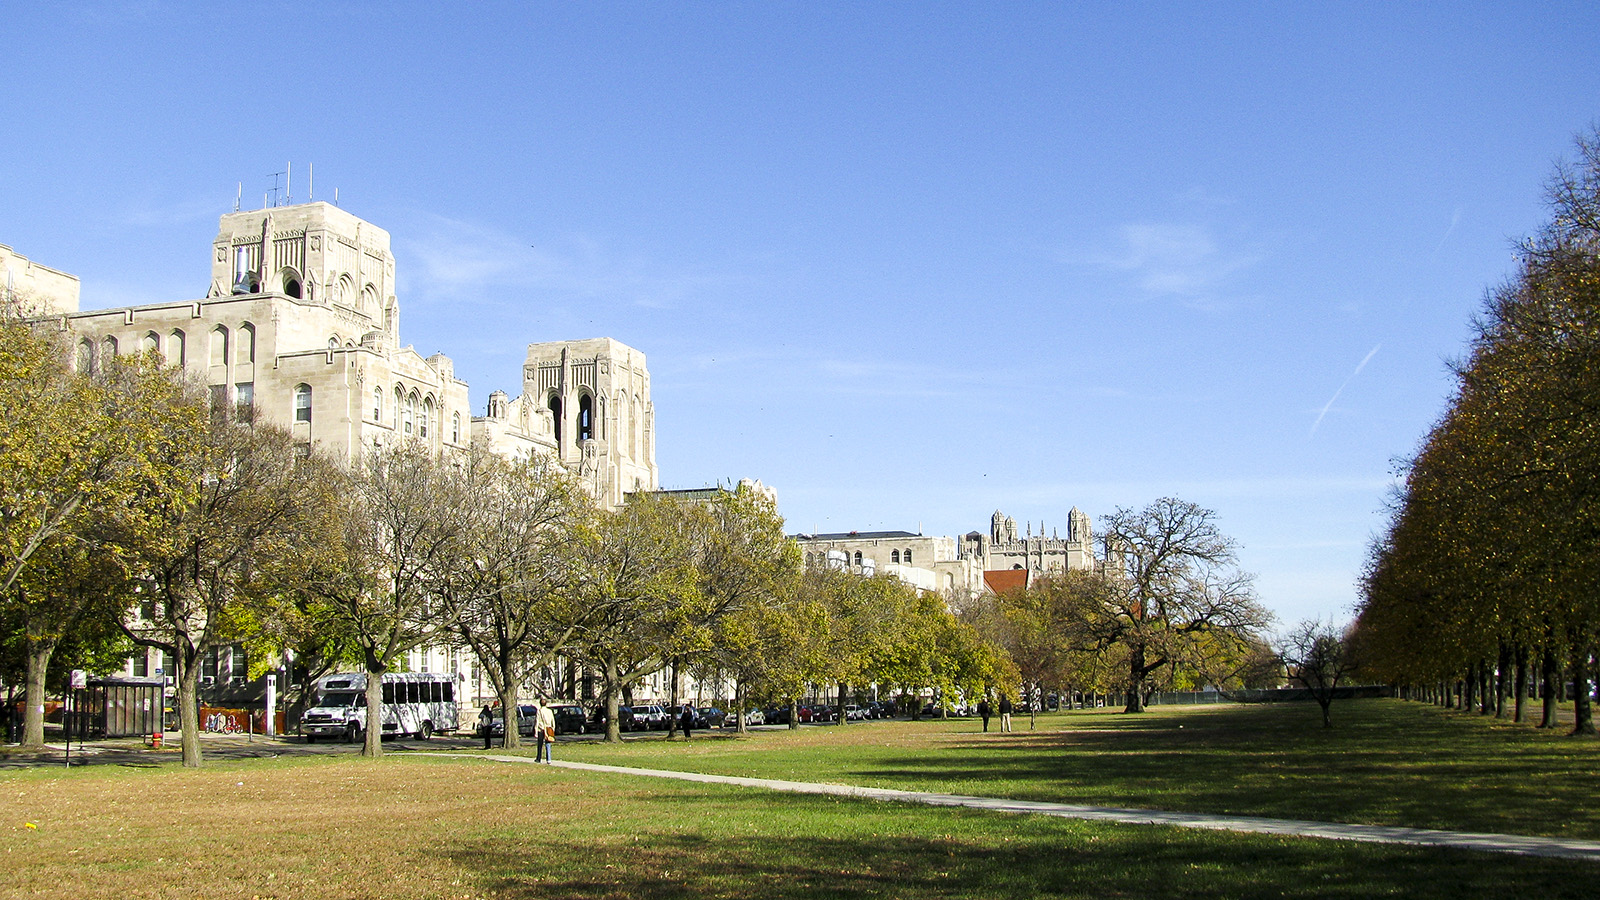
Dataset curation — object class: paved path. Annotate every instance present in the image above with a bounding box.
[437,753,1600,862]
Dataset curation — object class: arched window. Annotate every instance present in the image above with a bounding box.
[547,394,563,448]
[451,412,461,444]
[328,336,339,349]
[293,384,312,423]
[169,330,186,368]
[891,550,900,564]
[420,397,432,439]
[403,392,415,435]
[76,339,93,374]
[578,393,594,442]
[102,335,118,360]
[142,331,160,356]
[853,551,862,567]
[904,549,913,565]
[281,268,302,298]
[394,386,403,428]
[372,386,383,422]
[209,325,228,368]
[236,323,255,365]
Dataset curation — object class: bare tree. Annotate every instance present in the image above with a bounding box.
[1096,498,1272,712]
[1280,619,1359,728]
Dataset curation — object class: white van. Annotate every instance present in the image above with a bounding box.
[300,672,458,742]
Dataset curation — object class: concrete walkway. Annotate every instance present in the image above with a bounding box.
[438,753,1600,862]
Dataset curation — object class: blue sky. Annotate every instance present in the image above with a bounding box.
[5,3,1599,625]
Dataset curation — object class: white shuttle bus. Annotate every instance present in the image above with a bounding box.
[300,671,458,742]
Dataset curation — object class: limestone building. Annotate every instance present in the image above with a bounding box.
[30,200,657,502]
[22,199,661,713]
[795,507,1096,599]
[1,243,80,316]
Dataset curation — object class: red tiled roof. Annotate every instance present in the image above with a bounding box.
[984,569,1028,596]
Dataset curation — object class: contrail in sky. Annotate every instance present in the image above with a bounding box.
[1310,345,1381,437]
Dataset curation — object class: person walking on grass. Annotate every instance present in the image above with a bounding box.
[680,704,695,740]
[978,698,992,732]
[536,703,556,763]
[999,694,1013,733]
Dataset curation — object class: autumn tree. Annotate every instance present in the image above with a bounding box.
[121,410,319,767]
[1095,498,1271,712]
[295,443,470,757]
[440,449,588,749]
[569,492,702,742]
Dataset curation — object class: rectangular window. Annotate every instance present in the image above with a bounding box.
[235,382,254,422]
[230,647,247,682]
[383,682,395,704]
[160,651,173,678]
[202,648,219,682]
[443,682,454,702]
[131,652,148,677]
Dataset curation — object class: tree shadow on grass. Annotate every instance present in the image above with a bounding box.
[438,790,1596,900]
[833,702,1600,838]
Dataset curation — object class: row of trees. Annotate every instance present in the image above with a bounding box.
[4,292,1280,765]
[1357,129,1600,733]
[0,308,1018,765]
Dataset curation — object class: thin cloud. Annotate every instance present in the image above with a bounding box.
[1068,221,1263,307]
[1432,206,1463,255]
[1309,345,1381,437]
[397,215,730,311]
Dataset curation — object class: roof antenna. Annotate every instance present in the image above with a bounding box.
[286,161,292,204]
[308,163,314,201]
[234,182,241,212]
[334,187,339,207]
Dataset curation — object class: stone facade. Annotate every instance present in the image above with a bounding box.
[1,243,80,315]
[30,201,657,502]
[962,507,1096,577]
[796,507,1096,599]
[474,337,658,509]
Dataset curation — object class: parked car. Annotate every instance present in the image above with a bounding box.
[844,704,867,721]
[737,708,765,726]
[550,704,587,735]
[631,705,669,730]
[697,707,727,728]
[490,704,538,736]
[587,705,637,733]
[764,706,790,726]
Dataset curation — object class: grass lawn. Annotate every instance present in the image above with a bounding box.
[548,699,1600,839]
[5,751,1597,899]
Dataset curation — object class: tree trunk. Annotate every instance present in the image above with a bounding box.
[667,659,680,739]
[837,681,848,726]
[21,636,56,749]
[363,665,385,757]
[1125,647,1147,713]
[1540,646,1560,728]
[604,658,622,743]
[1514,646,1528,724]
[176,645,203,768]
[1571,648,1594,736]
[788,697,798,730]
[1318,697,1333,728]
[494,679,520,750]
[734,680,747,735]
[1495,645,1511,719]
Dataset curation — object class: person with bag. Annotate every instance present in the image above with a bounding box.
[536,703,556,763]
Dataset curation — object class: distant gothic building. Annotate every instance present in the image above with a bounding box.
[793,507,1097,599]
